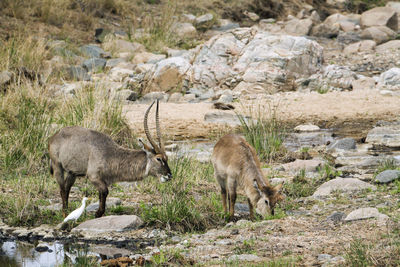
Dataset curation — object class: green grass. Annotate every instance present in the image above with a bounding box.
[237,105,286,163]
[233,239,256,254]
[139,156,224,232]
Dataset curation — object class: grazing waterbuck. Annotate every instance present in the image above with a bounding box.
[48,100,172,218]
[211,134,284,220]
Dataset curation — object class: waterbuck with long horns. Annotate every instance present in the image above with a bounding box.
[48,100,172,218]
[211,134,284,220]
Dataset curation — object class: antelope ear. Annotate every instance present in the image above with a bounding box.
[275,182,284,192]
[138,138,153,154]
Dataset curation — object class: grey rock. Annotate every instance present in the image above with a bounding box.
[377,68,400,92]
[323,65,357,90]
[366,123,400,148]
[82,58,106,72]
[310,23,340,38]
[80,45,108,58]
[327,211,346,223]
[171,22,197,39]
[198,89,215,100]
[218,94,233,103]
[344,207,389,222]
[72,215,143,234]
[337,31,362,45]
[0,71,13,89]
[361,26,396,45]
[328,138,356,150]
[195,13,214,30]
[375,170,400,183]
[105,58,126,70]
[313,178,376,197]
[64,66,91,81]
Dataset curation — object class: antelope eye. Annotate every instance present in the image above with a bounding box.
[156,157,162,162]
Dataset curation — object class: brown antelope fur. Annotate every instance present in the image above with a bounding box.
[48,100,172,218]
[211,134,284,220]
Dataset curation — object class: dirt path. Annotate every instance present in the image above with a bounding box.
[123,89,400,140]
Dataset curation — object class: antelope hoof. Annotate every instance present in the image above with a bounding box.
[95,210,103,218]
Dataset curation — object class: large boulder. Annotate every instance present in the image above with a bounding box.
[284,18,313,36]
[145,57,191,93]
[72,215,143,236]
[361,6,398,31]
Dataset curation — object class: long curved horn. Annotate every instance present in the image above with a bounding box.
[144,101,160,153]
[155,100,165,153]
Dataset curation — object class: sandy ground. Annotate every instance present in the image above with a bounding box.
[123,89,400,140]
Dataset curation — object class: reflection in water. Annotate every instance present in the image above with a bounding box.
[0,240,100,267]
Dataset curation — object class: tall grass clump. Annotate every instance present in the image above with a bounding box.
[56,84,137,148]
[140,156,223,232]
[237,104,286,163]
[0,34,49,73]
[0,85,54,174]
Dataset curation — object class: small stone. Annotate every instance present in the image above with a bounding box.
[328,138,356,150]
[375,170,400,183]
[344,207,389,222]
[294,124,320,132]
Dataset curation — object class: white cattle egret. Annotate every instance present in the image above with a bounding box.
[63,197,88,223]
